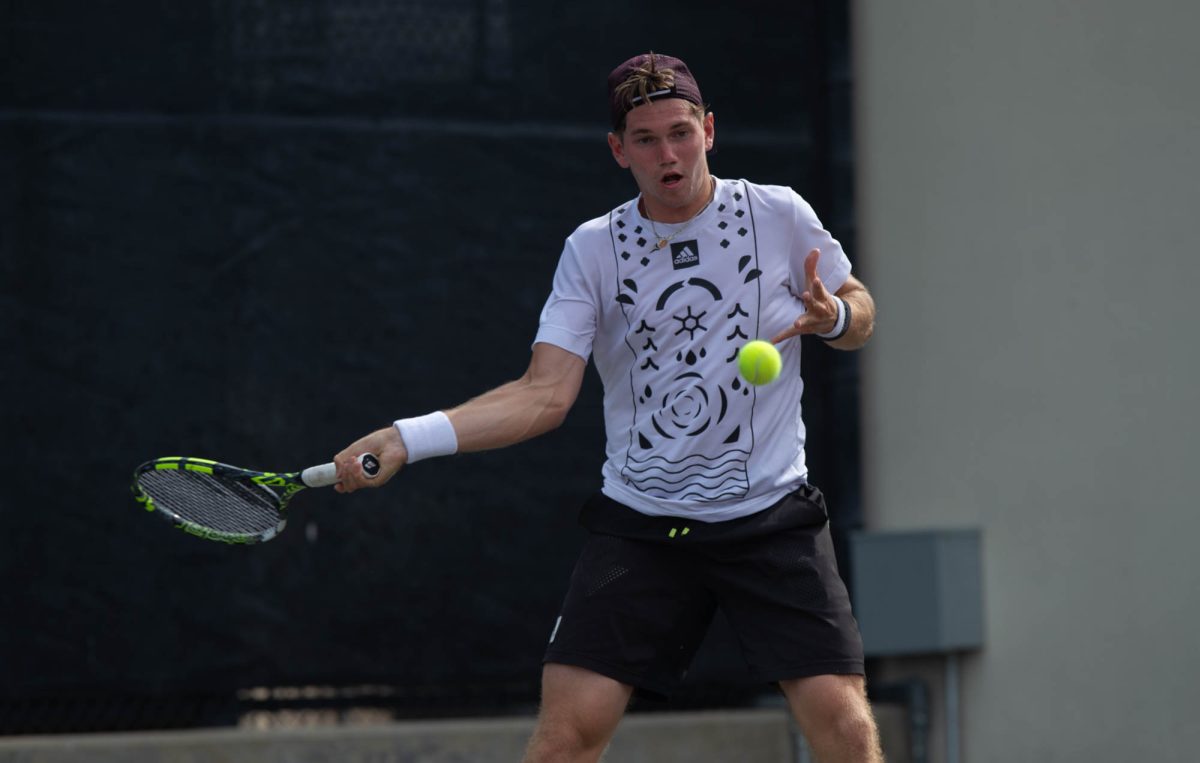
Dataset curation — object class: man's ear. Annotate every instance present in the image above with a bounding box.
[608,132,631,169]
[704,112,715,152]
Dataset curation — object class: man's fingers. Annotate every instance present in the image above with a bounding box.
[333,459,358,493]
[776,314,823,341]
[337,454,381,493]
[803,248,829,301]
[776,250,832,345]
[332,427,407,495]
[771,326,800,344]
[333,451,371,493]
[804,249,821,282]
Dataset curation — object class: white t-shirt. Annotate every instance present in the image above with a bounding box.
[535,178,852,522]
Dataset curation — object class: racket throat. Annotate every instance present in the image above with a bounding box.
[250,474,307,509]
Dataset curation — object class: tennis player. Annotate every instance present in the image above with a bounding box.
[335,52,881,763]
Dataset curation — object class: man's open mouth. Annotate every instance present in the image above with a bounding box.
[661,172,684,187]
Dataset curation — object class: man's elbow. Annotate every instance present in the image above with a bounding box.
[538,394,573,432]
[520,375,577,436]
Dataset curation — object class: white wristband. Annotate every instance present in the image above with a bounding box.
[394,412,458,464]
[816,297,850,340]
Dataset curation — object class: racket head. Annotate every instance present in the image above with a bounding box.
[132,457,307,544]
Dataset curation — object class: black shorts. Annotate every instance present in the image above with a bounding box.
[543,485,864,699]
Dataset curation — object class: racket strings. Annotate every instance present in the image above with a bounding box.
[137,470,282,535]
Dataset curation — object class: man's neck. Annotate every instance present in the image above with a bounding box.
[641,175,716,223]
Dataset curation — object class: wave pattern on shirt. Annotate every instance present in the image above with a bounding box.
[623,448,751,500]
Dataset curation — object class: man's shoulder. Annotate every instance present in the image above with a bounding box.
[729,178,803,206]
[724,179,823,227]
[566,195,639,242]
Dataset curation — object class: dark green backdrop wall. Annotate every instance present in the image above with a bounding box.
[0,0,859,732]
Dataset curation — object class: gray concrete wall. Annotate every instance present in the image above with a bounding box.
[0,706,917,763]
[853,0,1200,760]
[0,710,794,763]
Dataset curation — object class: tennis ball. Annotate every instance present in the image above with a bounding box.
[738,340,782,386]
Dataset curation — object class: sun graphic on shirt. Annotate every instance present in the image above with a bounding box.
[672,306,708,340]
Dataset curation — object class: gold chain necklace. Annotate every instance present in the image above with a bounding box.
[646,179,716,250]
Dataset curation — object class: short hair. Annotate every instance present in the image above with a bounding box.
[608,52,706,133]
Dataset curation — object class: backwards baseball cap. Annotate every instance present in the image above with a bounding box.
[607,52,704,130]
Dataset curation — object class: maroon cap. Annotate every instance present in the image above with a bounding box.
[607,52,704,129]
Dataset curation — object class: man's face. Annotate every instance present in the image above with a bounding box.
[608,99,715,223]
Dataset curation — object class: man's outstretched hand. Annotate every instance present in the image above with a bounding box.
[771,249,840,344]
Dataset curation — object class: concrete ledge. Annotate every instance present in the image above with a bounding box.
[0,709,797,763]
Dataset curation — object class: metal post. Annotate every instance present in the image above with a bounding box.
[945,652,961,763]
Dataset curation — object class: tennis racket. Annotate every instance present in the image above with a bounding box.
[131,454,380,544]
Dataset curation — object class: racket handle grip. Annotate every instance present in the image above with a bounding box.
[301,453,380,488]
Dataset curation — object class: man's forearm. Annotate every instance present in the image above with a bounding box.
[444,347,586,453]
[444,376,570,452]
[827,286,876,351]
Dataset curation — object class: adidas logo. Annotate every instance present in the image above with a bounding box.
[671,240,700,270]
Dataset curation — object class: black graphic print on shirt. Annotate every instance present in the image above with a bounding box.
[610,184,763,502]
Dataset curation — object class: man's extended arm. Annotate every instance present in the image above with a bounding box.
[333,342,586,492]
